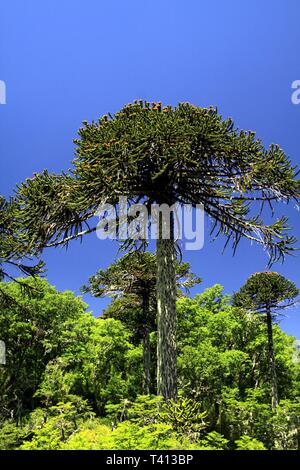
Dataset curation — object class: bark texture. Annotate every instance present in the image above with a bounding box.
[266,306,279,410]
[156,213,177,400]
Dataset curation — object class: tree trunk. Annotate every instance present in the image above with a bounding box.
[156,212,177,400]
[142,294,151,395]
[266,306,279,410]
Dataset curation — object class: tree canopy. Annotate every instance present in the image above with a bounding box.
[15,101,299,260]
[0,278,299,450]
[233,272,299,314]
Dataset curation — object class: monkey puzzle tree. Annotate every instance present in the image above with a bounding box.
[82,252,200,394]
[233,272,299,409]
[15,101,299,400]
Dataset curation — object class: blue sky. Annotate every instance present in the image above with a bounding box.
[0,0,299,337]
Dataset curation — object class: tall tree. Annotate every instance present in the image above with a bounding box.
[82,252,200,394]
[15,101,300,399]
[233,272,299,409]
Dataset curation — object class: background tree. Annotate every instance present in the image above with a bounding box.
[82,252,200,394]
[0,277,87,421]
[15,101,300,399]
[233,272,299,409]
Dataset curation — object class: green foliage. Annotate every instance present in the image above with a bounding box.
[270,400,300,450]
[62,421,112,450]
[83,252,200,342]
[233,272,299,314]
[20,399,93,450]
[36,316,139,413]
[221,388,273,445]
[62,420,197,450]
[15,101,300,262]
[163,395,207,440]
[0,278,299,450]
[83,252,200,396]
[106,395,163,425]
[0,277,88,420]
[106,393,207,442]
[221,391,300,450]
[235,435,266,450]
[82,252,158,299]
[107,394,209,448]
[108,421,176,450]
[0,420,28,450]
[200,431,229,450]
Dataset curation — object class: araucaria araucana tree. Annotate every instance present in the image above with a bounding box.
[233,272,299,409]
[15,101,300,400]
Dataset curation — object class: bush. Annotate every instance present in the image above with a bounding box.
[235,435,266,450]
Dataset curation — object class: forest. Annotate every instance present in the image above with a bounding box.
[0,271,299,450]
[0,101,299,451]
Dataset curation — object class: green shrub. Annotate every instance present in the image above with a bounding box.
[235,435,266,450]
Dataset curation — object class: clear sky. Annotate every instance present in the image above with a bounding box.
[0,0,299,337]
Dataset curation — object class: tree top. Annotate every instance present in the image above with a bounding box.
[233,271,299,313]
[15,101,300,264]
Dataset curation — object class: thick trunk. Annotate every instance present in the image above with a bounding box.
[142,293,151,395]
[266,306,279,410]
[156,212,177,400]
